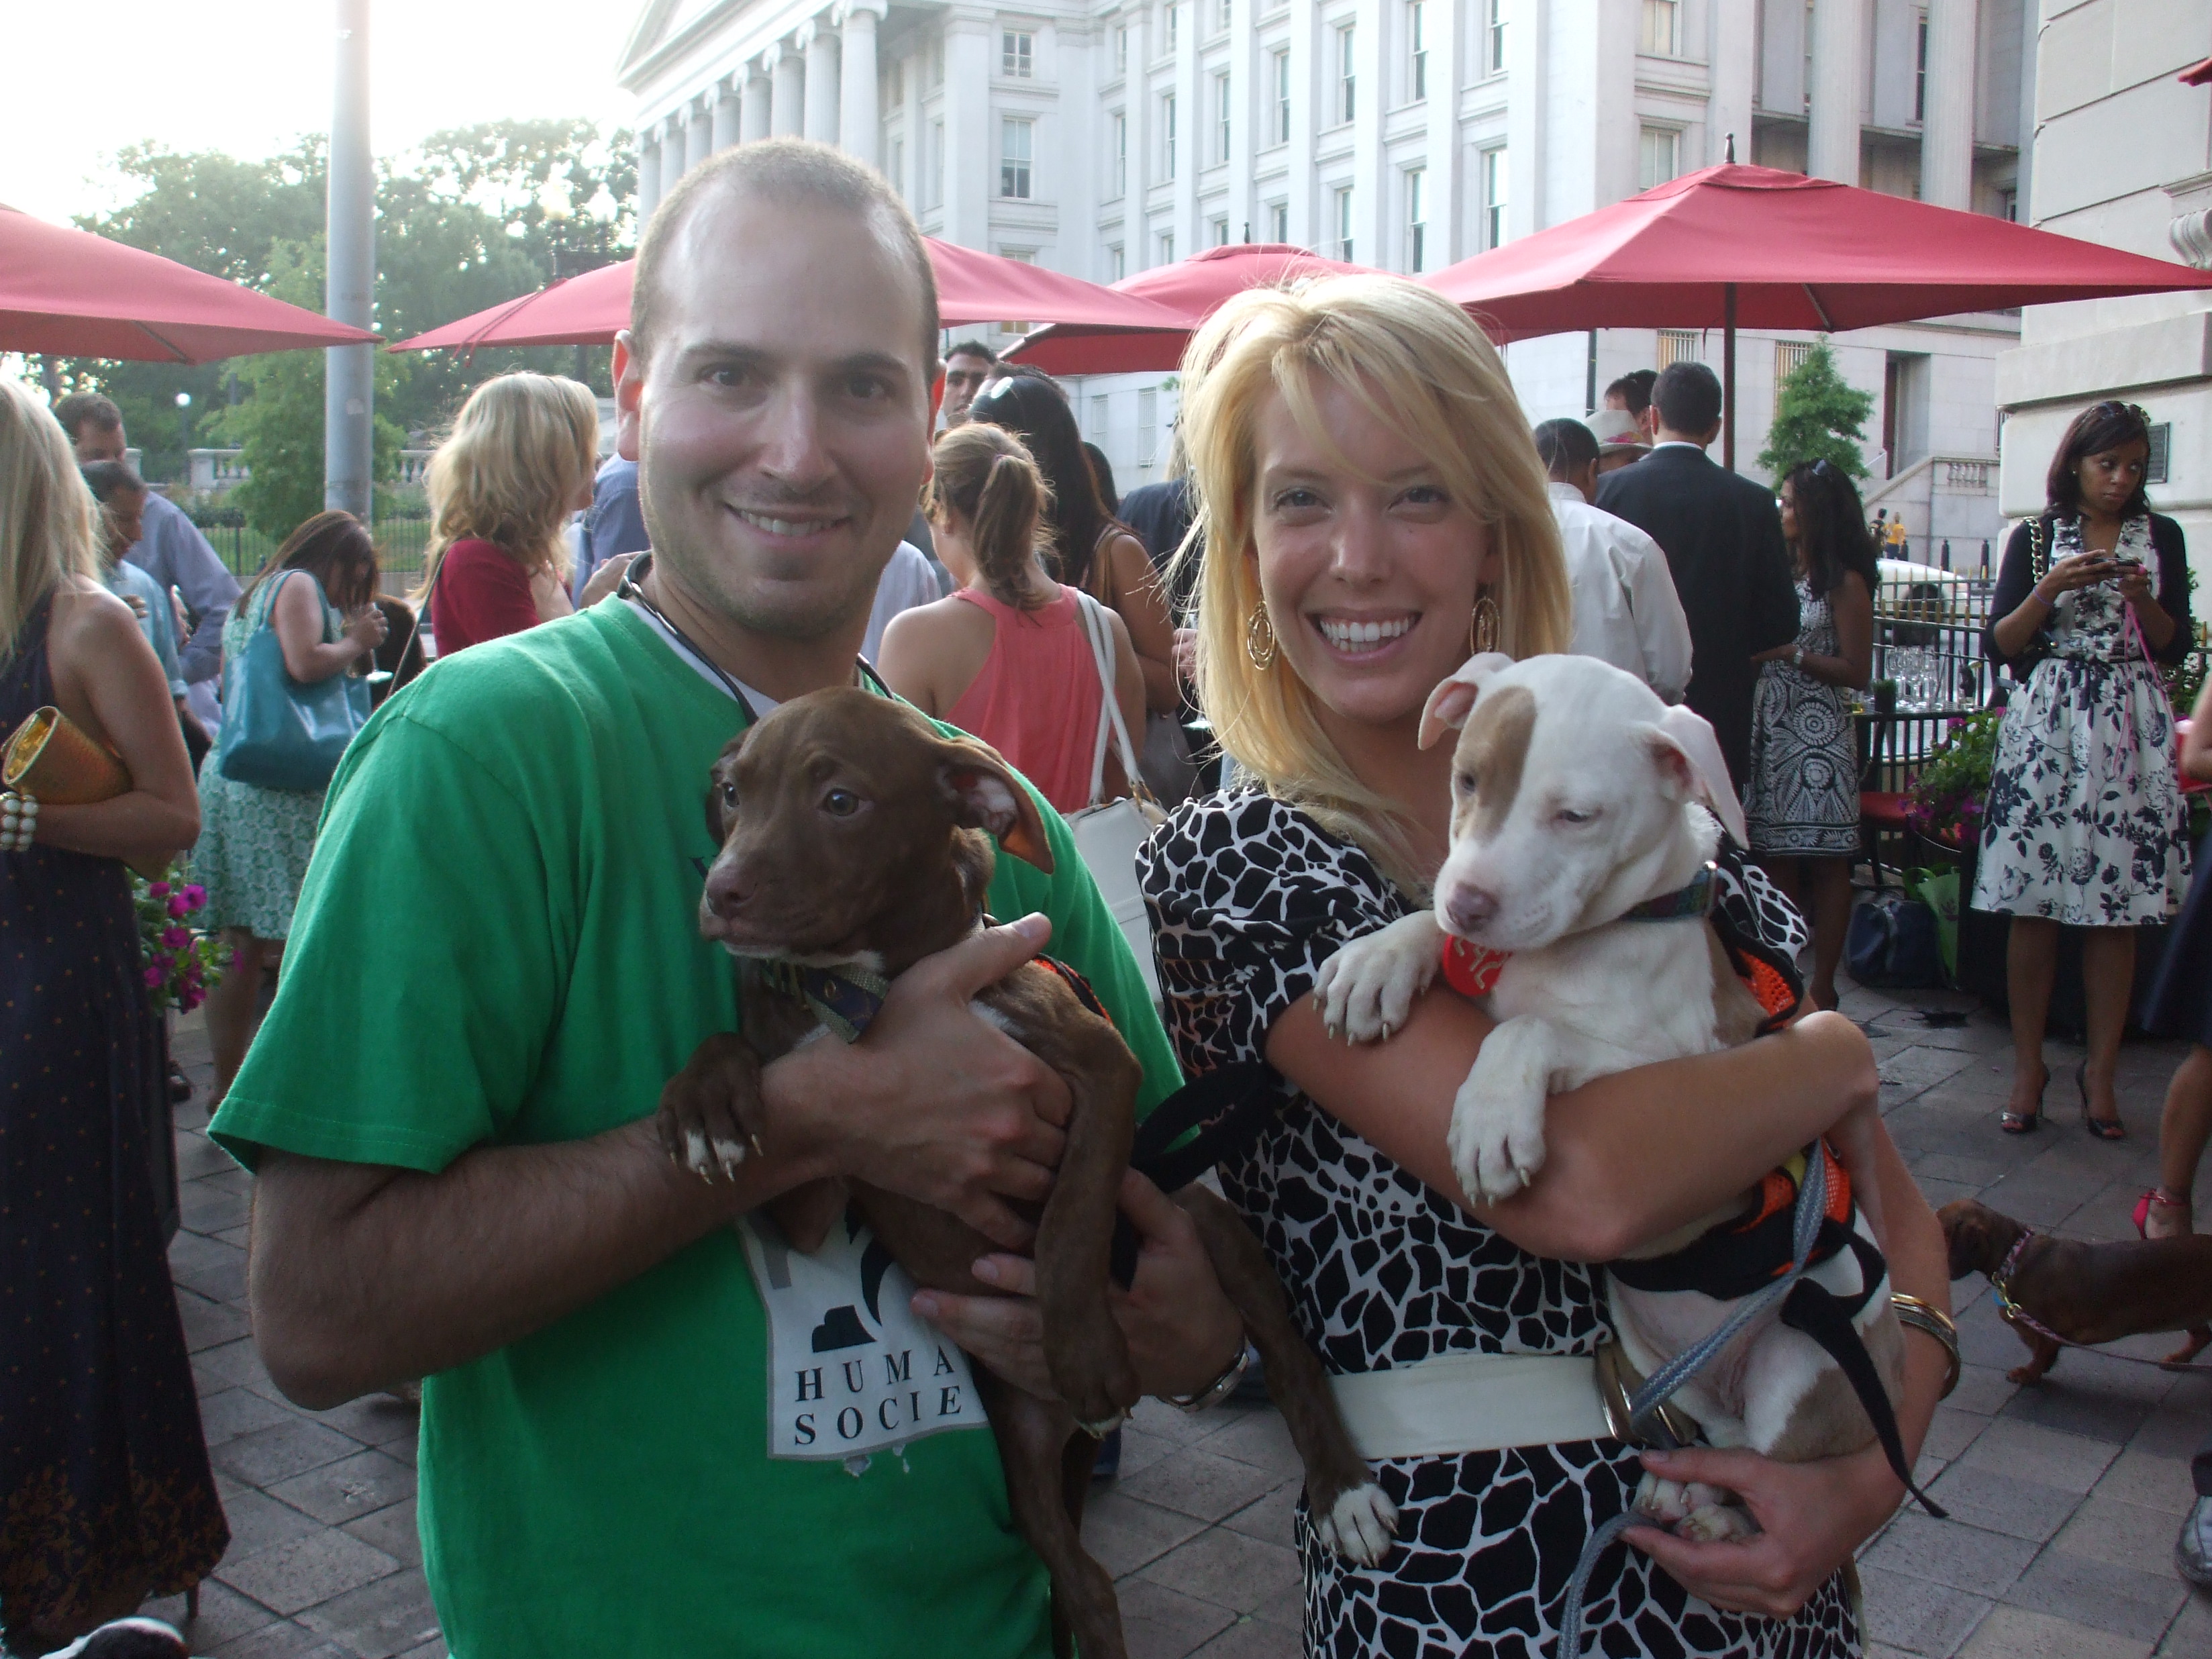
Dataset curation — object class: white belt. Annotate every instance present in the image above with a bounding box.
[1329,1352,1613,1461]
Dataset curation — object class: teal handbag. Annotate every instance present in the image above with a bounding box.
[215,572,370,792]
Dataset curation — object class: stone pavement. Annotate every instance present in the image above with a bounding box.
[134,981,2211,1659]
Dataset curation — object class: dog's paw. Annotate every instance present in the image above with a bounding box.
[657,1033,763,1184]
[1678,1501,1758,1542]
[1315,916,1440,1044]
[1312,1482,1398,1566]
[1633,1472,1691,1525]
[1446,1023,1552,1205]
[1076,1409,1128,1439]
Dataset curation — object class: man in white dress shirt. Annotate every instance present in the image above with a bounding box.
[1532,417,1693,704]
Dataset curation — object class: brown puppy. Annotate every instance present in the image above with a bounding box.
[1940,1198,2212,1383]
[658,688,1393,1659]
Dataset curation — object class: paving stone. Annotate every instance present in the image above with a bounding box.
[1922,1405,1991,1462]
[340,1498,422,1568]
[2153,1592,2212,1658]
[199,1385,309,1449]
[396,1643,450,1659]
[1922,1462,2083,1543]
[1189,1615,1300,1658]
[1911,1150,2014,1188]
[215,1528,404,1617]
[194,1336,272,1394]
[207,1487,328,1563]
[2094,1448,2199,1517]
[206,1620,360,1659]
[212,1419,369,1489]
[267,1449,417,1527]
[1956,1417,2121,1495]
[294,1567,444,1658]
[1083,1489,1211,1577]
[1126,1395,1248,1449]
[1136,1523,1301,1617]
[2001,1374,2163,1446]
[1858,1561,1993,1656]
[1118,1578,1237,1659]
[1218,1482,1299,1551]
[1860,1511,2039,1595]
[181,1177,253,1233]
[177,1287,253,1353]
[2051,1494,2194,1576]
[1118,1445,1285,1524]
[1946,1364,2021,1417]
[1882,1046,1978,1091]
[2002,1546,2188,1642]
[1111,1425,1182,1482]
[169,1231,250,1302]
[146,1578,283,1650]
[1959,1605,2152,1658]
[1194,1409,1303,1479]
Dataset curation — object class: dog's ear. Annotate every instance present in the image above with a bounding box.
[936,740,1055,874]
[1642,706,1749,848]
[703,730,751,846]
[1417,652,1515,751]
[1936,1199,1985,1280]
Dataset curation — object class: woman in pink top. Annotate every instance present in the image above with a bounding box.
[880,423,1144,815]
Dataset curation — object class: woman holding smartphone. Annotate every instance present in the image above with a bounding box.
[1976,401,2193,1138]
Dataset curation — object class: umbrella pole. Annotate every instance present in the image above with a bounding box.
[1723,283,1738,472]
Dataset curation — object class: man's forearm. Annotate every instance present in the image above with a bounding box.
[181,611,228,684]
[251,1119,830,1408]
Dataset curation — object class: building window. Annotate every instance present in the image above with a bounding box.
[1216,0,1231,31]
[1409,0,1427,101]
[2000,186,2018,221]
[1158,230,1176,264]
[1112,111,1128,195]
[929,117,946,208]
[1211,215,1230,246]
[1162,91,1177,178]
[1165,1,1179,52]
[1333,184,1354,261]
[1913,9,1929,123]
[1638,125,1679,191]
[1775,340,1814,381]
[1405,166,1427,272]
[1272,48,1291,144]
[1481,146,1507,248]
[930,37,945,87]
[1002,30,1034,77]
[1138,387,1160,467]
[1109,243,1126,280]
[1214,69,1231,162]
[1001,117,1034,198]
[1658,328,1701,367]
[2148,421,2172,486]
[1268,199,1289,240]
[1089,393,1110,441]
[888,134,905,199]
[1640,0,1677,56]
[1488,0,1507,74]
[1336,22,1356,123]
[1116,24,1129,73]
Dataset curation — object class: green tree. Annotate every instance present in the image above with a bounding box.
[1758,341,1875,482]
[213,237,406,542]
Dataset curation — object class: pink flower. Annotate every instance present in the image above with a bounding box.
[161,926,191,949]
[148,881,170,898]
[181,989,205,1011]
[144,965,164,987]
[167,895,189,918]
[181,885,206,907]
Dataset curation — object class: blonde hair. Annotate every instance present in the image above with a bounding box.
[924,423,1056,609]
[1176,274,1571,891]
[0,379,100,665]
[415,372,599,606]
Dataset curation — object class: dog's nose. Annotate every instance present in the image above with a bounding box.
[703,860,755,921]
[1444,887,1498,934]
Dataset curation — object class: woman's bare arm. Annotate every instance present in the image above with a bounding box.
[1266,992,1880,1261]
[37,580,199,864]
[273,574,379,683]
[1105,607,1148,794]
[1102,532,1179,714]
[2186,678,2212,783]
[531,564,576,624]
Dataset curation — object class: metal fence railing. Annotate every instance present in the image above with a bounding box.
[193,513,432,593]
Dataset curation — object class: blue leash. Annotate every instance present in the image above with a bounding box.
[1554,1149,1831,1657]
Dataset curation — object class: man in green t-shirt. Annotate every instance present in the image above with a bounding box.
[210,141,1245,1657]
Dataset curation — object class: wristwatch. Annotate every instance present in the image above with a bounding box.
[1790,645,1807,670]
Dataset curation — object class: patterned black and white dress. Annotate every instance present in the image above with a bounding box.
[1973,513,2189,925]
[1139,792,1857,1659]
[1744,581,1860,857]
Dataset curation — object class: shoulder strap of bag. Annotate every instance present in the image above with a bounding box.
[1073,590,1143,807]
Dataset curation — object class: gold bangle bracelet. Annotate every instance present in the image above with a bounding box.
[1891,1293,1961,1399]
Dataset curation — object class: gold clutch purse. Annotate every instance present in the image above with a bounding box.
[3,705,132,803]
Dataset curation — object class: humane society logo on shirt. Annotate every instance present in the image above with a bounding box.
[740,1205,988,1464]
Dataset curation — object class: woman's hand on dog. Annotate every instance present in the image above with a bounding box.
[758,915,1073,1250]
[1623,1442,1904,1618]
[913,1170,1246,1403]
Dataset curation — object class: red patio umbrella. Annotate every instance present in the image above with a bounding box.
[0,203,379,362]
[387,241,1186,354]
[1005,244,1374,374]
[1422,164,2212,466]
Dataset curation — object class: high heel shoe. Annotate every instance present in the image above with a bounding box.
[2135,1187,2193,1238]
[2077,1060,2127,1140]
[2001,1061,2049,1134]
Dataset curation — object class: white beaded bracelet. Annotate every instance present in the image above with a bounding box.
[0,789,38,853]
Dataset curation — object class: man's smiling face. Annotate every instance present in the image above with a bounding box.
[625,185,935,643]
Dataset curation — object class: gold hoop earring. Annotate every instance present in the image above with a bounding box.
[1246,601,1279,670]
[1470,591,1501,656]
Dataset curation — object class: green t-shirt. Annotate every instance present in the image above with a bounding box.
[209,601,1181,1659]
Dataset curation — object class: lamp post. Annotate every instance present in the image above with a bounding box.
[325,0,374,521]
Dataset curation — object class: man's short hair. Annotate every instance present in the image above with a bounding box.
[946,340,999,365]
[54,392,123,442]
[630,139,939,376]
[80,458,146,504]
[1603,370,1657,416]
[1652,361,1723,436]
[1531,417,1599,478]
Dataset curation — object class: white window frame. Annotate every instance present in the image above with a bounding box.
[1109,243,1127,280]
[1216,0,1232,32]
[1333,183,1354,261]
[1336,21,1356,124]
[1000,115,1034,199]
[1481,145,1508,249]
[1165,1,1180,53]
[1158,230,1176,265]
[1487,0,1507,75]
[1001,30,1034,77]
[1112,110,1128,197]
[1162,91,1178,179]
[1211,214,1230,246]
[1658,328,1701,368]
[1272,48,1291,145]
[1213,68,1231,164]
[1116,24,1129,74]
[1638,124,1679,191]
[1408,0,1427,101]
[1268,199,1289,241]
[1405,164,1427,272]
[1639,0,1678,56]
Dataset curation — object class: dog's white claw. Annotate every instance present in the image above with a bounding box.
[684,1129,713,1180]
[1315,1483,1398,1566]
[711,1136,748,1179]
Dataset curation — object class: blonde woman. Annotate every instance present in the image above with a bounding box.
[418,372,624,654]
[878,422,1144,813]
[0,380,225,1650]
[1135,276,1949,1658]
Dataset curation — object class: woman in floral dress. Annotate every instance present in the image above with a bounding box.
[1744,460,1877,1011]
[1976,401,2193,1138]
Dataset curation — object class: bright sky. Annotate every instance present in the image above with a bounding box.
[1,0,641,225]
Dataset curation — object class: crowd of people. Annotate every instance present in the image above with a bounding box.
[3,130,2208,1655]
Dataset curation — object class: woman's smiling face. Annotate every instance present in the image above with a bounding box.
[1250,376,1494,736]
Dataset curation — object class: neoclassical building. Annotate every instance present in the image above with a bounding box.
[620,0,2031,548]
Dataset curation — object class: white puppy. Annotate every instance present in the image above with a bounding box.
[1316,653,1901,1540]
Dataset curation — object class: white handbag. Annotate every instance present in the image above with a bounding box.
[1065,591,1166,1006]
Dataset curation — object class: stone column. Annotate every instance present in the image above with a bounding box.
[713,76,742,152]
[803,19,840,145]
[773,44,806,137]
[1918,0,1977,209]
[839,1,885,165]
[1807,0,1864,184]
[744,60,774,142]
[638,132,662,218]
